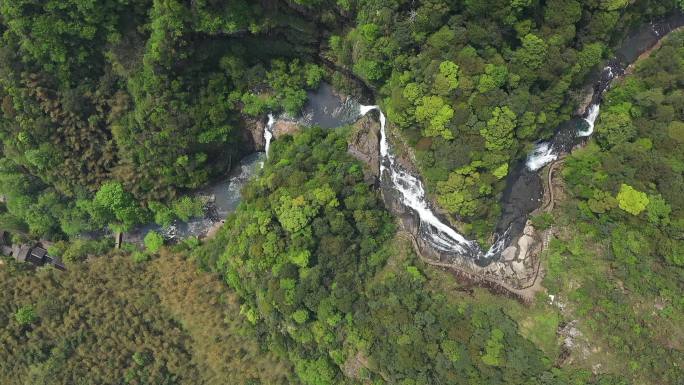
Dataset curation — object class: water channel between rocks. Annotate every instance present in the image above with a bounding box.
[124,12,684,272]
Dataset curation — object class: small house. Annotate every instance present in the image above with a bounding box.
[12,244,65,271]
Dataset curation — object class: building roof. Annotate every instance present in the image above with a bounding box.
[30,247,47,260]
[13,245,31,263]
[9,244,65,270]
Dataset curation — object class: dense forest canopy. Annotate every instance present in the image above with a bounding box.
[328,0,681,240]
[194,127,608,385]
[0,0,681,244]
[0,1,683,385]
[0,0,329,241]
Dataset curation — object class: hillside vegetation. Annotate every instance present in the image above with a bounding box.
[0,1,682,385]
[538,30,684,383]
[0,253,294,385]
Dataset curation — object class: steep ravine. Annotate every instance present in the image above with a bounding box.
[123,12,684,298]
[345,12,684,296]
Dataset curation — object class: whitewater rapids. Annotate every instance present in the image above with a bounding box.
[360,105,509,262]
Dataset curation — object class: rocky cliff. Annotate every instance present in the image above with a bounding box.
[347,115,381,183]
[240,117,266,152]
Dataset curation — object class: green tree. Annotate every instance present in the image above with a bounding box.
[90,182,147,231]
[433,61,459,95]
[294,358,336,385]
[427,26,456,50]
[646,194,671,225]
[292,309,309,324]
[131,251,150,263]
[437,165,488,217]
[149,202,176,228]
[616,184,649,216]
[588,190,617,214]
[481,106,517,151]
[440,340,461,363]
[415,96,454,139]
[275,195,317,233]
[596,104,636,148]
[515,34,547,70]
[304,64,325,88]
[478,64,508,93]
[354,59,383,82]
[172,197,205,222]
[492,163,509,179]
[667,121,684,143]
[600,0,629,11]
[481,328,505,366]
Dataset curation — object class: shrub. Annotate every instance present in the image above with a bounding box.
[144,231,164,253]
[15,305,37,325]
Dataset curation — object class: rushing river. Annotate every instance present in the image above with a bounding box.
[496,11,684,245]
[123,83,365,243]
[361,12,684,266]
[126,12,683,264]
[360,105,509,264]
[123,152,264,244]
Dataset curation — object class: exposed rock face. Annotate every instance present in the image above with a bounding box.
[241,117,266,152]
[273,119,300,138]
[240,117,301,153]
[240,116,302,153]
[414,219,540,290]
[347,115,380,182]
[575,86,595,115]
[374,154,541,291]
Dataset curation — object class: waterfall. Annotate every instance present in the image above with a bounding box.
[524,63,616,169]
[260,114,275,169]
[577,64,616,138]
[578,104,600,137]
[526,142,558,171]
[360,105,508,262]
[604,65,614,80]
[264,113,275,157]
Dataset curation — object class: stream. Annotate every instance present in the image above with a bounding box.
[122,84,363,243]
[354,12,684,267]
[125,12,684,267]
[496,11,684,248]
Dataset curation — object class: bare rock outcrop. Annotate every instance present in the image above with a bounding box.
[241,117,266,152]
[346,116,545,299]
[348,115,380,181]
[273,119,300,138]
[240,116,303,152]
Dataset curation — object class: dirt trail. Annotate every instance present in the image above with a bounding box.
[397,230,545,303]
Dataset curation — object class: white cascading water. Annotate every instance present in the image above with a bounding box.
[604,65,614,79]
[525,64,615,170]
[578,64,615,137]
[526,142,558,171]
[264,113,275,157]
[578,103,600,137]
[360,105,508,261]
[260,114,275,169]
